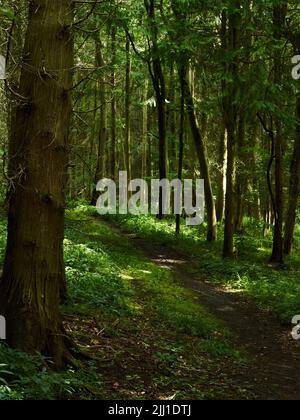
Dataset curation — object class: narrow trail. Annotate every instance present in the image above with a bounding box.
[103,219,300,400]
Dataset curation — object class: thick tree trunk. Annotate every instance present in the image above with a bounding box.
[0,0,74,368]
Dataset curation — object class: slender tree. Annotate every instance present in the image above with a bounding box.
[222,4,241,258]
[269,2,287,264]
[144,0,168,218]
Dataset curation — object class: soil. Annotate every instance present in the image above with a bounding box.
[104,220,300,401]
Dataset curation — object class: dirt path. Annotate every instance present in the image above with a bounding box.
[103,220,300,400]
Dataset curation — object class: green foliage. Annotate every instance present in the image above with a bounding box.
[106,212,300,324]
[0,6,14,20]
[0,345,102,400]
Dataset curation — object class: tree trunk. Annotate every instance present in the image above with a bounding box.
[235,115,247,233]
[176,64,186,234]
[110,26,117,181]
[142,80,149,178]
[216,126,227,223]
[183,74,217,241]
[223,124,236,258]
[91,36,107,205]
[124,33,131,180]
[0,0,74,368]
[167,62,176,174]
[284,93,300,254]
[222,5,241,258]
[145,0,168,218]
[284,35,300,255]
[270,3,287,264]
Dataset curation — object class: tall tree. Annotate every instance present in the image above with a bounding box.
[124,33,132,180]
[0,0,74,368]
[222,4,241,258]
[144,0,168,218]
[182,73,217,241]
[171,0,217,241]
[91,35,107,205]
[269,2,287,264]
[284,32,300,255]
[110,25,117,181]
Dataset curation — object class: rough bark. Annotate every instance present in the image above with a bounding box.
[0,0,74,368]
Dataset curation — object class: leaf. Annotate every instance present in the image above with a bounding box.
[0,7,15,20]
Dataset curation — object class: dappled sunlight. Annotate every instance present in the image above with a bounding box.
[151,257,186,266]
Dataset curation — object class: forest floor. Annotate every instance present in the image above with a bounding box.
[1,206,300,400]
[103,218,300,400]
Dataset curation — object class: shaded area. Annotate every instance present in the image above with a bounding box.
[104,219,300,400]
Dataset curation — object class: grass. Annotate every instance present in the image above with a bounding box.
[1,204,299,399]
[0,206,253,400]
[103,211,300,324]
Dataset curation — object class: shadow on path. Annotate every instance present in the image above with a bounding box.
[103,219,300,400]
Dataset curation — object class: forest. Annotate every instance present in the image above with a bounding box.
[0,0,300,402]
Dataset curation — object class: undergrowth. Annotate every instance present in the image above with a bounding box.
[103,211,300,323]
[0,207,251,400]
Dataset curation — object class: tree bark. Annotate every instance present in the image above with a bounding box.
[176,64,186,234]
[91,36,107,205]
[284,35,300,255]
[183,74,217,241]
[110,26,117,181]
[235,115,247,233]
[145,0,168,218]
[216,126,227,223]
[222,5,241,258]
[0,0,74,368]
[284,93,300,254]
[270,3,287,264]
[124,33,131,180]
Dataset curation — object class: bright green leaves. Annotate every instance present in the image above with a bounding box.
[0,7,15,20]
